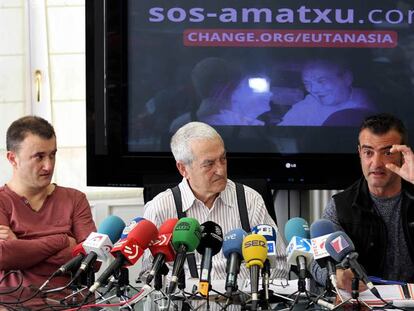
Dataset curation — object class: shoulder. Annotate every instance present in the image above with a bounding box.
[0,186,13,213]
[228,180,264,204]
[51,185,89,209]
[333,179,362,202]
[145,188,175,212]
[54,185,86,199]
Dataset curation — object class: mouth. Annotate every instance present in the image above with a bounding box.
[213,177,226,183]
[369,171,386,177]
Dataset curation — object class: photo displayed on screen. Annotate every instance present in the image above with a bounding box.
[126,0,414,155]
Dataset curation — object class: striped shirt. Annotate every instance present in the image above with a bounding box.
[142,178,288,281]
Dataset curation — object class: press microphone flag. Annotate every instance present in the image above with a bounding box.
[82,215,126,261]
[251,224,277,267]
[197,221,223,297]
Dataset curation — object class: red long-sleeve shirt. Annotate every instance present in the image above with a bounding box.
[0,184,96,288]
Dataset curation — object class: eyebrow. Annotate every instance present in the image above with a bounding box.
[200,152,226,165]
[360,144,393,151]
[30,149,57,158]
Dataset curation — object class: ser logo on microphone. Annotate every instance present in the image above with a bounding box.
[244,240,266,248]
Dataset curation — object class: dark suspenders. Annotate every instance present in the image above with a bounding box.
[235,182,250,233]
[171,182,250,279]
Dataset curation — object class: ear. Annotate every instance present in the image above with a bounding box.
[357,145,361,158]
[6,151,17,167]
[176,161,188,178]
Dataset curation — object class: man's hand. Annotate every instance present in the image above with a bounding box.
[336,268,367,293]
[386,145,414,184]
[0,225,17,241]
[67,236,77,250]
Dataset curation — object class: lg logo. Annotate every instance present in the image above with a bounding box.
[285,162,297,168]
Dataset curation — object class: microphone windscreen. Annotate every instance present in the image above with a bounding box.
[120,217,145,239]
[158,218,179,234]
[310,219,336,239]
[325,231,355,262]
[127,219,159,249]
[284,217,310,241]
[242,234,268,268]
[172,217,201,252]
[196,221,223,255]
[98,215,126,243]
[223,229,247,259]
[72,243,86,257]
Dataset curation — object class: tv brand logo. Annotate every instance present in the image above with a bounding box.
[285,162,297,168]
[224,233,237,241]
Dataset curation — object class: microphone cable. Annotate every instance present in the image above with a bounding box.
[0,271,23,295]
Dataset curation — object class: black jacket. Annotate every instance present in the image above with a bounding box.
[333,177,414,280]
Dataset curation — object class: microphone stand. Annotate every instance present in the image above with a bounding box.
[351,277,361,311]
[259,260,271,310]
[167,269,195,310]
[150,264,170,308]
[288,257,312,311]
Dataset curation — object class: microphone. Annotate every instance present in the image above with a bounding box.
[242,234,268,310]
[223,228,247,296]
[74,215,126,280]
[284,217,312,279]
[167,217,201,294]
[310,219,338,289]
[251,224,277,304]
[39,243,87,291]
[325,231,381,299]
[196,221,223,297]
[88,219,158,293]
[53,243,86,277]
[146,218,178,285]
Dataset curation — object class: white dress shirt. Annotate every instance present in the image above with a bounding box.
[142,178,288,281]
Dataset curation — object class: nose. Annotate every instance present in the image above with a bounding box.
[214,161,226,175]
[42,157,55,172]
[371,153,384,168]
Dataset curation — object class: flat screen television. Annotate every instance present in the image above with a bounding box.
[86,0,414,189]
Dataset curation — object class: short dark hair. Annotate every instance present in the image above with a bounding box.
[359,113,407,145]
[6,116,56,152]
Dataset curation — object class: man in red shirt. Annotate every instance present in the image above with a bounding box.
[0,116,96,288]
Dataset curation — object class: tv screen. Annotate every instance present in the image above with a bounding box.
[86,0,414,189]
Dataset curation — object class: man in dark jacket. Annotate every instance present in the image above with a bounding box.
[313,113,414,292]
